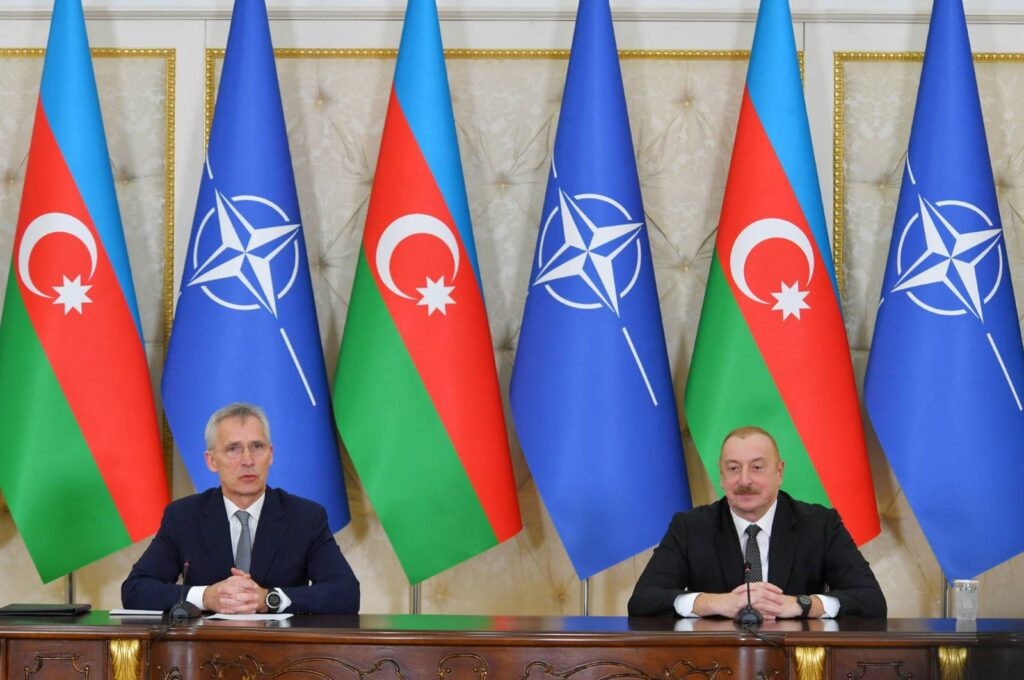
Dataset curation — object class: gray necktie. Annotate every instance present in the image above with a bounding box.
[235,510,252,573]
[744,524,762,582]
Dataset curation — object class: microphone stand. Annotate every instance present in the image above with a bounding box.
[166,560,201,623]
[734,562,763,627]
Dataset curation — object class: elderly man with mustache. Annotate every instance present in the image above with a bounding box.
[628,426,885,619]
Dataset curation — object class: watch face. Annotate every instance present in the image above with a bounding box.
[267,591,282,609]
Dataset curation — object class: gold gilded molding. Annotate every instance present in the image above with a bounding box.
[832,50,1024,299]
[938,646,968,680]
[792,646,825,680]
[0,48,45,57]
[110,639,142,680]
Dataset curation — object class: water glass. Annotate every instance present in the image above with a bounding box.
[952,579,978,620]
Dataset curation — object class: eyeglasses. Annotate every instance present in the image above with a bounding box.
[218,441,270,459]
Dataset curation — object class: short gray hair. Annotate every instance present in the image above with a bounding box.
[204,402,271,450]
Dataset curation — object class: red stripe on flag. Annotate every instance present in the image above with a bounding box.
[361,90,520,540]
[14,102,168,540]
[716,91,878,542]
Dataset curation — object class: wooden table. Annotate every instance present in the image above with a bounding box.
[0,613,1020,679]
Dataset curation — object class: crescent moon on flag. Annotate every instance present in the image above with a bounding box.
[729,217,815,304]
[17,212,99,298]
[375,213,460,300]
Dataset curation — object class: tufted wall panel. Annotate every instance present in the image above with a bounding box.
[0,43,1022,618]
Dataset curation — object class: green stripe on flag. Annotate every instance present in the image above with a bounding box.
[0,271,131,582]
[685,255,829,506]
[334,252,497,583]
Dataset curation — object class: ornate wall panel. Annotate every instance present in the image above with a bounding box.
[0,49,173,606]
[202,48,748,615]
[835,52,1024,617]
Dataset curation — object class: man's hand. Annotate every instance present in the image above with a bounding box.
[693,583,808,620]
[202,568,269,614]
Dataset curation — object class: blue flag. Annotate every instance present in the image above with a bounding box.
[865,0,1024,579]
[509,0,691,579]
[162,0,349,531]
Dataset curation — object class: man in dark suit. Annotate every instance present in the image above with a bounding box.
[122,403,359,615]
[628,426,884,619]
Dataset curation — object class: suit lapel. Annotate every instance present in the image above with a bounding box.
[715,499,745,590]
[200,488,235,575]
[250,487,286,585]
[768,492,797,589]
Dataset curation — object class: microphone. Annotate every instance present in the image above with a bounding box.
[166,560,201,622]
[734,562,763,627]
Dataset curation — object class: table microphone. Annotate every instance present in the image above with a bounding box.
[166,560,201,622]
[734,562,763,627]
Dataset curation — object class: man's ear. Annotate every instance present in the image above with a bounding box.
[205,450,217,473]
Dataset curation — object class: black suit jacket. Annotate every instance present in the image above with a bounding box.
[628,492,885,618]
[121,487,359,614]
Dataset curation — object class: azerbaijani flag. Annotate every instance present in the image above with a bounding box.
[0,0,169,582]
[684,0,880,544]
[333,0,522,584]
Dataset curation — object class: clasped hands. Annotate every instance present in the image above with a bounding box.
[693,582,814,620]
[202,567,269,614]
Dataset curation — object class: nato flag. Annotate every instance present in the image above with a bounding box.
[162,0,349,530]
[865,0,1024,579]
[510,0,690,579]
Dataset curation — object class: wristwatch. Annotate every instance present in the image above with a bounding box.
[265,589,282,613]
[797,595,812,618]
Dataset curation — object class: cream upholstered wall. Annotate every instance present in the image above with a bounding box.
[1,7,1024,618]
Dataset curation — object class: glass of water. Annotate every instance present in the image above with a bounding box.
[952,579,979,620]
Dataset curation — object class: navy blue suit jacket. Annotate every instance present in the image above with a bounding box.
[121,487,359,614]
[627,492,885,618]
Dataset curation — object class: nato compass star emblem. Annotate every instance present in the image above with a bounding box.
[532,157,660,406]
[883,158,1021,410]
[185,158,318,406]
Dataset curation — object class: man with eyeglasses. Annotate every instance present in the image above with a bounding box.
[122,402,359,615]
[628,426,885,619]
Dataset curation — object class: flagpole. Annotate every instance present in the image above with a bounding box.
[410,583,421,615]
[942,573,949,617]
[65,571,75,605]
[580,577,589,616]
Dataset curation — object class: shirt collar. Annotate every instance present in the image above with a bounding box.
[222,491,266,523]
[729,496,779,539]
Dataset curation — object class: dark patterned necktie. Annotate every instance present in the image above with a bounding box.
[744,524,762,582]
[235,510,252,573]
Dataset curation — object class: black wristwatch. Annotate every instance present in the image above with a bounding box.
[265,589,282,613]
[797,594,812,618]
